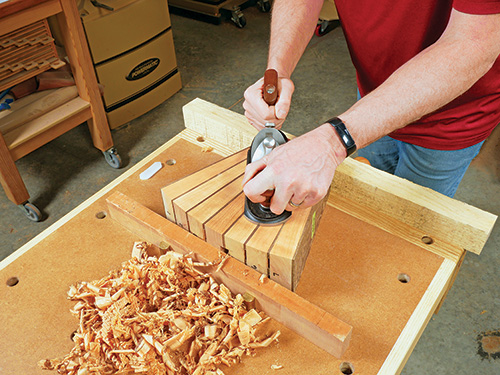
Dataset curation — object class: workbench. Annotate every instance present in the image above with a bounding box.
[0,99,496,374]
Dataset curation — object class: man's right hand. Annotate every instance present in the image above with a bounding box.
[243,75,295,130]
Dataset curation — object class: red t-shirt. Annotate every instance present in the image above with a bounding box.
[334,0,500,150]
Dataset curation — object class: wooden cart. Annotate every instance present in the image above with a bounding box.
[0,0,120,221]
[0,99,496,374]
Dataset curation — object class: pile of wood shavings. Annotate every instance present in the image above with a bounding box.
[39,242,280,375]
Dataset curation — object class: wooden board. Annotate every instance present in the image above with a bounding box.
[161,151,329,291]
[0,98,497,375]
[107,191,353,358]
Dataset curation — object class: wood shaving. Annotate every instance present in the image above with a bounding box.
[39,242,280,375]
[271,364,283,370]
[201,146,214,153]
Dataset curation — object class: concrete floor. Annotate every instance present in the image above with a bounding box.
[1,6,499,374]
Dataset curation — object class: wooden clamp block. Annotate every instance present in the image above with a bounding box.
[161,149,329,291]
[106,191,353,358]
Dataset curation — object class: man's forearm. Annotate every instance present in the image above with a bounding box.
[268,0,324,77]
[339,10,500,149]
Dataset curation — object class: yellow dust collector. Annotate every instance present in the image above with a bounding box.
[79,0,182,128]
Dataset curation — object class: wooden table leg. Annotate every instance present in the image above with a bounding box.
[0,133,29,205]
[56,0,114,152]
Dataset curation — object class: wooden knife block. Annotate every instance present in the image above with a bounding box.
[161,148,329,291]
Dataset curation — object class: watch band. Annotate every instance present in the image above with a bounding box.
[326,117,357,157]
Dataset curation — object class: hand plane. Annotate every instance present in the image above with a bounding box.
[244,69,292,225]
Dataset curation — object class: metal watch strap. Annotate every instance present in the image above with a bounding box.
[326,117,357,157]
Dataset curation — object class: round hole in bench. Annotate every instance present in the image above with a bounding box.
[95,211,107,219]
[166,159,176,166]
[340,362,355,374]
[421,235,434,245]
[6,276,19,287]
[398,273,411,283]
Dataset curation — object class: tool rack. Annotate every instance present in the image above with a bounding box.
[0,0,121,222]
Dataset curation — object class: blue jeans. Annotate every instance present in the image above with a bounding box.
[358,136,484,197]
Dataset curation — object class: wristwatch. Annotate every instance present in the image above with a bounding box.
[326,117,357,157]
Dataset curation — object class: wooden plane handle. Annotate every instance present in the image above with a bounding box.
[263,69,278,106]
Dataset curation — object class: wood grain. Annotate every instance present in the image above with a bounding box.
[0,132,29,204]
[172,160,245,230]
[161,149,247,222]
[187,175,244,239]
[162,151,328,290]
[205,193,246,250]
[331,158,497,255]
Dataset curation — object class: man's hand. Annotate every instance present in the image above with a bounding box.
[243,76,295,130]
[242,124,347,214]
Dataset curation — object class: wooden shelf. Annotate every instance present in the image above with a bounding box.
[4,97,91,161]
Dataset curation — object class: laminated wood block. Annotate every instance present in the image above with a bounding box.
[161,151,329,291]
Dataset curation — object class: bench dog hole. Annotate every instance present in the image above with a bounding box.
[95,211,107,219]
[398,273,411,283]
[166,159,176,166]
[6,276,19,287]
[340,361,355,374]
[421,235,434,245]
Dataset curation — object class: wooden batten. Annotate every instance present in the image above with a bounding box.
[182,97,258,151]
[106,191,353,358]
[331,158,497,255]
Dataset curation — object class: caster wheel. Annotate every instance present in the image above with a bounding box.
[315,22,327,37]
[257,0,271,12]
[20,202,42,222]
[231,9,246,28]
[315,20,339,37]
[103,147,122,169]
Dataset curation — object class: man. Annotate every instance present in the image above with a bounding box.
[242,0,500,215]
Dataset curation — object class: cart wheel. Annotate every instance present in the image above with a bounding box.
[103,147,122,169]
[20,201,42,222]
[315,20,339,37]
[231,9,246,28]
[257,0,271,12]
[315,22,327,37]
